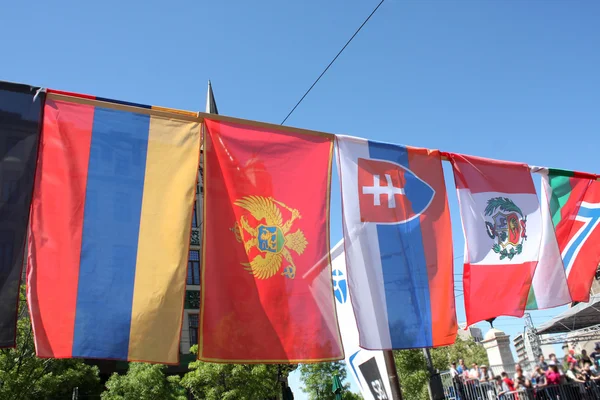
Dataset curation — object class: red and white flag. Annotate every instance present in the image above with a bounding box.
[449,154,570,326]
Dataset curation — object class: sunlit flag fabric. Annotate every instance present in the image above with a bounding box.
[0,81,45,348]
[200,118,343,362]
[330,240,392,400]
[27,91,201,363]
[449,154,570,326]
[536,168,600,303]
[337,135,457,350]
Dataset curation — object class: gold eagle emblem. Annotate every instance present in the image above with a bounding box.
[231,196,307,279]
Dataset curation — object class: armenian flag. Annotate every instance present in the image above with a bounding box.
[27,91,201,363]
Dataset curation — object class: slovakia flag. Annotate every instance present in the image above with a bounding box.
[337,135,457,350]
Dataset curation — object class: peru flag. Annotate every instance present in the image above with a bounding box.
[337,136,456,350]
[449,154,570,327]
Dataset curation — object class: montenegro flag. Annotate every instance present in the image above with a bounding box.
[200,118,343,363]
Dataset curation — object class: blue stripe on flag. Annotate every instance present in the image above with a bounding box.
[367,141,433,348]
[72,107,150,359]
[563,204,600,271]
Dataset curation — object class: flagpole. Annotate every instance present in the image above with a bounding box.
[423,348,443,400]
[383,350,404,400]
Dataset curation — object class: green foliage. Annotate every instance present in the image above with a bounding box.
[342,391,364,400]
[493,243,523,260]
[299,361,354,400]
[181,346,289,400]
[430,337,489,370]
[0,287,102,400]
[394,337,489,400]
[484,197,523,217]
[102,363,187,400]
[393,350,429,400]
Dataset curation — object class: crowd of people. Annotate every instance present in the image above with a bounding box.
[447,345,600,399]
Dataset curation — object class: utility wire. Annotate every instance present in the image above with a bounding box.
[280,0,385,125]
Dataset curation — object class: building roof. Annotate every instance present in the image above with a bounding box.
[537,294,600,334]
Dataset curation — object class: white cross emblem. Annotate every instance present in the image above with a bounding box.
[362,174,405,208]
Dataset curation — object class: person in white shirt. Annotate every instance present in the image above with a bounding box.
[479,365,494,382]
[450,361,460,379]
[513,363,530,381]
[469,363,481,380]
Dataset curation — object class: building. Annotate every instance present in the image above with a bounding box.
[513,332,554,365]
[482,328,516,376]
[513,333,529,364]
[179,164,202,361]
[457,326,484,343]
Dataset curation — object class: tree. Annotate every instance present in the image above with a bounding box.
[102,363,187,400]
[299,361,355,400]
[0,287,102,400]
[431,336,489,371]
[181,345,292,400]
[342,392,364,400]
[393,349,430,400]
[393,337,489,400]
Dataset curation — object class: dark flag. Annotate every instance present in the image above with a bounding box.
[0,81,44,347]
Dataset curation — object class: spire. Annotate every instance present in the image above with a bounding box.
[205,80,219,115]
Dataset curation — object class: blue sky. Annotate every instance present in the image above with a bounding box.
[3,0,600,397]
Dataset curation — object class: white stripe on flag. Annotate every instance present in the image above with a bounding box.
[337,135,392,349]
[528,174,571,308]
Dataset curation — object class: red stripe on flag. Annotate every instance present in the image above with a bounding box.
[28,99,94,357]
[555,178,590,244]
[449,153,535,194]
[46,89,96,100]
[464,262,537,326]
[408,147,457,346]
[562,181,600,302]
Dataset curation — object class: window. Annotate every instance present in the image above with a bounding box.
[192,204,198,228]
[187,250,200,285]
[188,314,199,346]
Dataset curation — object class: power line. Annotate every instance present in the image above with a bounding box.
[280,0,386,125]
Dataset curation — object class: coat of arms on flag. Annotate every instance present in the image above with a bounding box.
[357,157,434,223]
[484,197,527,260]
[231,195,307,279]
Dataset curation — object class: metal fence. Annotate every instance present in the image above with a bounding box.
[441,373,600,400]
[487,362,537,377]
